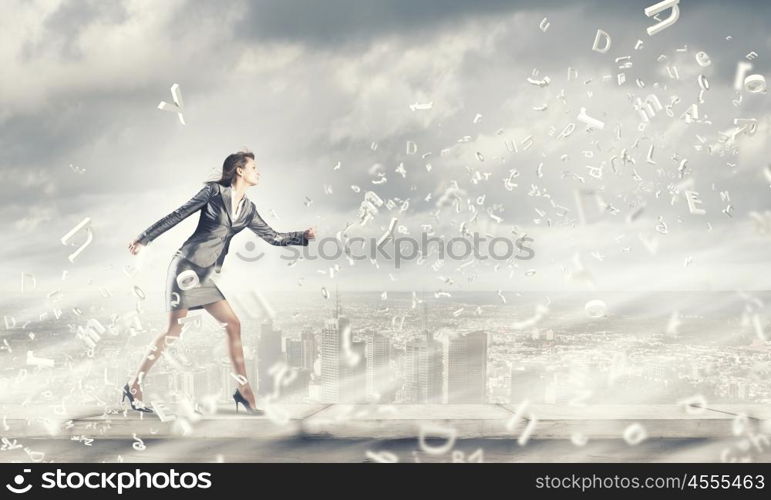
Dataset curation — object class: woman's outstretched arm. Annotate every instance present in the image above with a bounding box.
[247,202,312,246]
[134,183,215,246]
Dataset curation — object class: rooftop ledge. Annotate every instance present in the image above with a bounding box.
[3,403,770,440]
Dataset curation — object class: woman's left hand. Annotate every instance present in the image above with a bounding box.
[304,227,316,240]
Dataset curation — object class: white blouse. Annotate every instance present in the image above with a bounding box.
[232,196,247,220]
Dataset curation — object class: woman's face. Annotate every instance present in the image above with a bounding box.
[239,158,261,186]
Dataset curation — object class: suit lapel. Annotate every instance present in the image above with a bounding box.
[220,184,249,226]
[238,194,249,223]
[220,184,233,226]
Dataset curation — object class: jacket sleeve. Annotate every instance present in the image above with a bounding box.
[135,183,215,245]
[247,202,309,246]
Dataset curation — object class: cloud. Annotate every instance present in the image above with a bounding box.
[228,0,771,48]
[1,0,769,295]
[19,0,130,62]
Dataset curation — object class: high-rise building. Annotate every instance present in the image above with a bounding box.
[192,368,212,399]
[442,330,488,403]
[173,371,195,400]
[403,300,442,403]
[301,329,317,373]
[391,346,407,402]
[247,346,259,394]
[728,380,746,401]
[341,339,367,403]
[321,294,347,403]
[404,332,442,403]
[257,319,282,396]
[220,364,234,402]
[321,290,367,403]
[365,332,392,402]
[285,338,303,368]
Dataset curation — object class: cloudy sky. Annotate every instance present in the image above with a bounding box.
[1,0,769,305]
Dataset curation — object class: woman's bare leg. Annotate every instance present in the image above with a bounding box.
[127,308,189,402]
[202,299,258,408]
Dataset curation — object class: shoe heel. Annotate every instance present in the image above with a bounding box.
[122,383,153,414]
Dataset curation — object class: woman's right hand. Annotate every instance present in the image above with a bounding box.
[128,240,145,255]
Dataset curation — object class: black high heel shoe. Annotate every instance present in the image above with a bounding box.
[232,389,264,415]
[123,383,153,413]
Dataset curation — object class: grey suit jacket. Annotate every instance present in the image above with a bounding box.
[135,181,308,272]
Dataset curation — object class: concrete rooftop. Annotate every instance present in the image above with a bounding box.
[3,403,770,440]
[2,403,770,462]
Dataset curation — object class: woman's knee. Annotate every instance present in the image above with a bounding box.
[158,329,181,349]
[162,309,185,332]
[225,316,241,334]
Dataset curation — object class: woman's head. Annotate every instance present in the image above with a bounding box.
[213,149,260,187]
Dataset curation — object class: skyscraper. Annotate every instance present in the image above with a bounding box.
[404,332,443,403]
[301,328,316,373]
[247,346,259,395]
[442,330,488,403]
[320,290,367,403]
[402,299,443,403]
[321,293,347,403]
[285,337,303,368]
[192,367,212,400]
[174,371,195,400]
[341,339,367,403]
[257,319,282,396]
[220,364,234,402]
[365,332,392,402]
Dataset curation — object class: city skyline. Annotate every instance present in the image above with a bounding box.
[2,289,767,411]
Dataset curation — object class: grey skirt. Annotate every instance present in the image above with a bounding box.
[165,250,225,312]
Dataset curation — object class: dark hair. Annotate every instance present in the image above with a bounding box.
[209,149,254,186]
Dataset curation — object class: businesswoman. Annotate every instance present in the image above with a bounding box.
[124,150,315,414]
